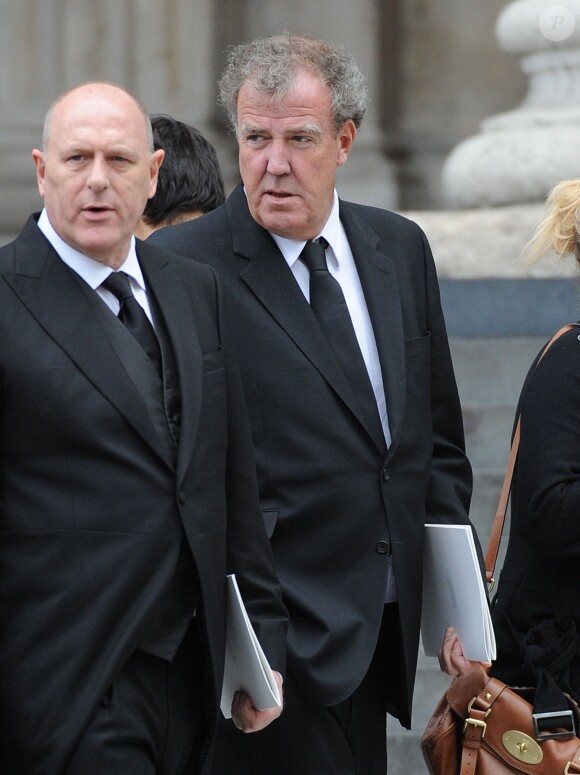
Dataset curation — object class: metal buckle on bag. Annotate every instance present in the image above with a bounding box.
[463,717,487,738]
[533,710,576,741]
[463,697,490,738]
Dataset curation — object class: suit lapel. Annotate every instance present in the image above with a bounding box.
[340,203,406,458]
[229,186,386,451]
[137,240,203,486]
[4,220,174,467]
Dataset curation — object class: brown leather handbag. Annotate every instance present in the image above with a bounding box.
[422,664,580,774]
[421,324,580,775]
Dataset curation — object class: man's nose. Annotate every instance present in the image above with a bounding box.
[87,156,110,190]
[266,141,291,176]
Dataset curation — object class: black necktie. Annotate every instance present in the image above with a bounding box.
[102,271,162,375]
[300,238,382,433]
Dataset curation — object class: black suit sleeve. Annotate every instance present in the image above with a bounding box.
[215,268,288,673]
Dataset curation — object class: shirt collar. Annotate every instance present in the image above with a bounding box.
[270,190,341,270]
[37,208,144,290]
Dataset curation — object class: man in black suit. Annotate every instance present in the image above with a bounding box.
[0,81,286,775]
[150,33,477,774]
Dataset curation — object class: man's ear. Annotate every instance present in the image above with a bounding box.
[337,120,356,167]
[32,149,46,197]
[148,148,165,199]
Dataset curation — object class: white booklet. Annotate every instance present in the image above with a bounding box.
[421,523,496,662]
[220,574,282,719]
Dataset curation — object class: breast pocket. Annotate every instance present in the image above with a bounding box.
[404,333,432,437]
[202,346,225,375]
[405,332,431,359]
[261,508,279,539]
[199,347,227,448]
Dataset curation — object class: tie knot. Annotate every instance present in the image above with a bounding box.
[102,271,133,302]
[300,238,329,273]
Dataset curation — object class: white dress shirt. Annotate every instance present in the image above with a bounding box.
[37,209,155,324]
[270,191,391,447]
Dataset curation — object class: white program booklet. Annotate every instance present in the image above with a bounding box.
[220,574,282,719]
[421,523,496,662]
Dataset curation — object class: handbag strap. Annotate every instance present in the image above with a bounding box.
[456,674,500,775]
[457,675,505,775]
[459,716,485,775]
[484,323,576,587]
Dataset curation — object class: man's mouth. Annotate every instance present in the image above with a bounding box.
[265,191,293,199]
[81,206,116,220]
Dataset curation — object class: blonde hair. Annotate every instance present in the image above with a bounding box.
[522,179,580,264]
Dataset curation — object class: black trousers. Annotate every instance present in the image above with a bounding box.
[63,621,206,775]
[211,604,401,775]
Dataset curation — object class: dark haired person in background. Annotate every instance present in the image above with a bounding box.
[137,114,225,238]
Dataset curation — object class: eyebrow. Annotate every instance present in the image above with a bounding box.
[61,144,138,158]
[240,121,322,137]
[295,123,322,136]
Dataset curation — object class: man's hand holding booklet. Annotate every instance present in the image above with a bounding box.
[421,523,496,663]
[220,574,283,732]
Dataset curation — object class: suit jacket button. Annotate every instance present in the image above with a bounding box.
[178,492,186,505]
[376,540,390,554]
[381,467,390,481]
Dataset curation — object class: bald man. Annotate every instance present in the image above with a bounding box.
[0,81,286,775]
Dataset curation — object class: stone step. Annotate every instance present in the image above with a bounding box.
[449,336,546,405]
[462,403,514,471]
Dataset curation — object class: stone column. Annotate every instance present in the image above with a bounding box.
[0,0,217,238]
[442,0,580,208]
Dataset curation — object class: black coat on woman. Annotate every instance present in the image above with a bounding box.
[491,324,580,702]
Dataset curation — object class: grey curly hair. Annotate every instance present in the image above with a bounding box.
[218,33,368,135]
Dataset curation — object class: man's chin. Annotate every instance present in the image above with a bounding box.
[69,230,128,266]
[254,209,309,241]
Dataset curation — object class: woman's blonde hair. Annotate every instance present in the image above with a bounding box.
[522,179,580,264]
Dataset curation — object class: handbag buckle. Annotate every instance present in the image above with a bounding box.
[463,716,487,737]
[463,697,490,738]
[533,710,576,741]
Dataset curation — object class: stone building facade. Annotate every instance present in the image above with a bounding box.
[0,0,523,241]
